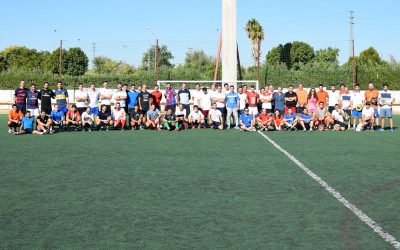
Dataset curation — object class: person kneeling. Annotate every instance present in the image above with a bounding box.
[163,108,178,131]
[257,109,273,131]
[15,111,44,135]
[331,104,346,131]
[8,104,23,134]
[129,104,143,130]
[97,105,113,131]
[360,102,375,131]
[240,108,256,132]
[65,104,81,131]
[283,108,298,130]
[82,106,95,132]
[113,102,127,131]
[188,105,205,129]
[36,110,53,134]
[208,103,224,130]
[50,104,65,133]
[145,104,161,130]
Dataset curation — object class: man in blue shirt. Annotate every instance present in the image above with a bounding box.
[283,108,298,130]
[239,108,256,132]
[15,111,43,135]
[127,84,140,113]
[225,85,240,129]
[299,108,315,131]
[54,81,69,114]
[50,104,65,132]
[272,86,285,114]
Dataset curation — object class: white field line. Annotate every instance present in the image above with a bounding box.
[257,131,400,249]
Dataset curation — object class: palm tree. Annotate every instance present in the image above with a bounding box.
[245,19,264,67]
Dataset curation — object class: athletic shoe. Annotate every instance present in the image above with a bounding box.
[234,126,240,130]
[379,128,385,132]
[8,129,12,134]
[88,128,92,132]
[106,127,109,132]
[390,128,394,132]
[139,126,144,130]
[121,128,125,131]
[251,128,257,132]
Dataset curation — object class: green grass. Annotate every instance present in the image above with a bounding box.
[0,115,399,249]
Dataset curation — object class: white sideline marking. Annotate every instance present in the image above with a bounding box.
[257,131,400,249]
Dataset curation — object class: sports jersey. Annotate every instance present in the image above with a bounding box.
[365,89,379,108]
[112,108,125,120]
[50,109,64,122]
[258,113,271,122]
[129,110,141,121]
[14,87,28,105]
[151,91,162,107]
[87,90,100,108]
[100,88,113,105]
[127,91,139,108]
[39,89,54,109]
[284,113,297,124]
[147,109,160,120]
[213,92,226,108]
[316,90,328,107]
[113,90,127,108]
[379,91,393,109]
[240,114,253,127]
[362,107,374,118]
[175,109,187,118]
[225,92,240,109]
[247,92,259,108]
[178,89,191,105]
[260,92,272,109]
[54,88,69,108]
[188,110,204,120]
[284,91,297,107]
[164,88,177,106]
[82,111,94,122]
[26,91,40,109]
[164,113,176,122]
[340,93,352,110]
[300,114,312,124]
[199,92,212,110]
[273,92,285,111]
[209,109,222,122]
[21,116,34,130]
[74,89,87,108]
[328,90,340,107]
[238,93,247,109]
[98,111,111,120]
[37,115,49,124]
[8,109,23,121]
[351,92,364,109]
[139,91,151,110]
[66,109,80,121]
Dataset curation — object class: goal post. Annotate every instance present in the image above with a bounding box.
[157,80,259,91]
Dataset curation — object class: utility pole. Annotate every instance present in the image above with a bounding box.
[155,39,159,81]
[59,40,63,80]
[349,11,356,87]
[92,42,96,67]
[145,26,151,72]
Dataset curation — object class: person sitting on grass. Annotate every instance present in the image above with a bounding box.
[188,105,205,129]
[239,107,256,132]
[129,104,143,130]
[8,104,23,134]
[50,104,65,132]
[65,104,81,131]
[96,104,113,131]
[14,111,44,135]
[361,101,375,131]
[283,108,298,130]
[299,108,314,131]
[208,102,223,130]
[112,102,127,131]
[175,103,188,130]
[81,106,95,132]
[272,109,284,131]
[146,104,161,130]
[163,108,179,131]
[257,108,273,131]
[331,104,346,131]
[36,110,52,134]
[314,101,334,130]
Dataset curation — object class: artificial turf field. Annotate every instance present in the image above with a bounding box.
[0,115,399,249]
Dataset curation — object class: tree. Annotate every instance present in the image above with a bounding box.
[290,41,315,69]
[184,49,214,68]
[141,44,173,70]
[314,47,339,65]
[266,45,283,65]
[245,18,265,66]
[358,47,382,66]
[48,48,68,75]
[64,47,89,76]
[0,46,44,70]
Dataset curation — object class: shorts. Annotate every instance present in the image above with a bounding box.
[41,106,52,115]
[16,104,26,113]
[344,109,351,116]
[380,108,392,118]
[8,121,19,128]
[23,128,33,134]
[212,121,221,128]
[316,119,325,125]
[77,107,86,115]
[141,109,149,116]
[182,104,191,117]
[335,121,345,127]
[202,110,209,117]
[351,110,362,117]
[28,108,39,116]
[90,107,99,116]
[248,107,258,115]
[59,106,68,114]
[217,107,227,116]
[373,108,378,118]
[284,106,296,114]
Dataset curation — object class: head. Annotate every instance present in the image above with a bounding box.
[12,104,18,111]
[195,83,200,91]
[154,85,159,91]
[261,108,267,115]
[115,102,121,110]
[319,102,324,109]
[134,104,139,111]
[260,88,265,94]
[334,104,340,111]
[217,85,222,93]
[181,83,187,90]
[202,87,208,94]
[167,108,172,115]
[90,83,95,91]
[25,110,31,118]
[210,83,216,91]
[211,102,217,109]
[274,109,281,116]
[365,101,371,109]
[142,84,147,91]
[86,106,91,113]
[178,103,184,111]
[344,86,349,94]
[288,108,293,115]
[30,84,36,91]
[71,104,77,111]
[319,84,324,91]
[193,105,199,112]
[103,81,108,88]
[20,80,25,88]
[354,84,360,92]
[330,85,336,91]
[224,83,229,90]
[288,85,294,92]
[44,82,49,89]
[368,82,374,90]
[137,85,142,91]
[298,84,303,91]
[117,83,122,90]
[57,81,63,89]
[150,104,155,111]
[122,83,128,91]
[303,108,309,115]
[229,85,234,92]
[244,107,250,115]
[383,83,389,91]
[277,86,282,93]
[130,84,136,91]
[166,82,171,89]
[78,83,83,90]
[238,87,243,94]
[340,84,345,91]
[40,110,46,117]
[101,105,107,112]
[243,85,247,92]
[308,88,316,99]
[268,85,274,92]
[250,85,255,93]
[54,104,59,111]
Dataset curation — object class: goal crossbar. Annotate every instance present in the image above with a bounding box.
[157,80,259,90]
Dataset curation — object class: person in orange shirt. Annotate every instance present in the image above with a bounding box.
[364,82,380,127]
[296,83,308,113]
[8,104,23,133]
[316,84,328,107]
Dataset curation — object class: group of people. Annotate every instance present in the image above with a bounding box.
[7,79,396,135]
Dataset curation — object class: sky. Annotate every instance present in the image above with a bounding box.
[1,0,399,67]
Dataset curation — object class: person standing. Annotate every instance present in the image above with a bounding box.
[284,85,297,114]
[87,83,100,116]
[316,84,328,108]
[259,88,272,114]
[296,84,308,113]
[127,84,140,118]
[238,86,248,116]
[138,84,152,122]
[26,83,40,117]
[272,87,285,114]
[225,85,240,129]
[212,85,227,126]
[192,83,203,107]
[113,83,127,110]
[177,83,191,117]
[198,87,212,125]
[339,86,352,129]
[327,84,340,113]
[246,85,259,117]
[164,82,177,113]
[14,80,28,114]
[151,85,163,111]
[39,82,55,115]
[378,83,395,132]
[100,81,113,114]
[307,88,318,114]
[350,84,364,129]
[74,83,88,115]
[54,81,69,114]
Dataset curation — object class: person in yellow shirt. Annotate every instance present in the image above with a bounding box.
[8,104,23,133]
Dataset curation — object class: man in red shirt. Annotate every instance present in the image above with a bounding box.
[257,108,272,131]
[316,84,328,107]
[151,85,163,111]
[246,85,259,117]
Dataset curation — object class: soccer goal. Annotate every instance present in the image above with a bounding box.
[157,80,259,90]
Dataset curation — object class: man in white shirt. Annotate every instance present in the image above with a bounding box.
[351,84,364,129]
[87,83,100,116]
[378,83,395,132]
[331,104,346,131]
[259,88,272,113]
[198,87,212,126]
[212,85,226,126]
[238,86,247,116]
[175,104,188,129]
[208,103,223,130]
[112,102,127,131]
[113,83,127,109]
[361,102,375,130]
[100,81,113,113]
[191,83,203,107]
[74,83,87,115]
[81,106,95,132]
[339,86,352,129]
[188,105,205,129]
[327,84,340,113]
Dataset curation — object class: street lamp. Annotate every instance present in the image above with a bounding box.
[53,29,58,51]
[145,26,151,71]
